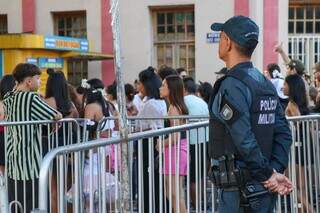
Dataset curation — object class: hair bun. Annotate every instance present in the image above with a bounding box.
[139,66,160,83]
[140,66,156,80]
[47,68,55,75]
[147,66,155,72]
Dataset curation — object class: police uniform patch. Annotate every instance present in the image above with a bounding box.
[219,94,242,126]
[221,104,233,120]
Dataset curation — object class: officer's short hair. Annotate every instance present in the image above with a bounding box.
[183,77,196,94]
[234,42,257,57]
[13,63,41,83]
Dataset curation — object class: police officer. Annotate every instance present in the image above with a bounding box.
[208,16,293,212]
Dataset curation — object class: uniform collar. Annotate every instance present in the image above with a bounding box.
[228,61,253,72]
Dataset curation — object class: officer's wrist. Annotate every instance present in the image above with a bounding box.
[265,166,274,180]
[254,166,274,182]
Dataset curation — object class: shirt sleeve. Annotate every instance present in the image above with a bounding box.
[136,102,156,130]
[214,78,273,182]
[31,94,58,120]
[270,103,292,173]
[136,100,166,130]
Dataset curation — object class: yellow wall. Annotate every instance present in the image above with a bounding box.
[0,34,44,49]
[3,49,68,94]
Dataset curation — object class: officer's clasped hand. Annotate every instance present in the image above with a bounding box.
[262,171,293,196]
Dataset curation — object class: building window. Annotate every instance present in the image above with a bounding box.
[289,2,320,34]
[53,11,87,38]
[67,60,88,86]
[0,15,8,34]
[152,7,195,78]
[53,11,88,86]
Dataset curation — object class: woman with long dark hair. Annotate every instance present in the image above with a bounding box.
[45,69,78,118]
[284,74,314,212]
[136,67,167,212]
[159,75,188,213]
[284,74,309,116]
[45,69,78,213]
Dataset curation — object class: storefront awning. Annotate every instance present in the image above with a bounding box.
[61,51,113,61]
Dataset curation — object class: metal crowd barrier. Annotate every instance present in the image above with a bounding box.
[94,115,209,212]
[0,118,89,213]
[21,114,320,212]
[31,120,209,213]
[276,115,320,213]
[126,116,210,213]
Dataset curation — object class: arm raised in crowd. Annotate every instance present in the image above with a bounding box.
[275,42,291,65]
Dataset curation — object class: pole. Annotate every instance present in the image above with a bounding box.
[109,0,130,211]
[0,173,9,213]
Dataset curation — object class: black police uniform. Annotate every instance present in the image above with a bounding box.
[208,62,292,212]
[208,15,292,213]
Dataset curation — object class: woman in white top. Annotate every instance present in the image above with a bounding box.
[136,67,167,212]
[265,63,288,110]
[136,67,167,130]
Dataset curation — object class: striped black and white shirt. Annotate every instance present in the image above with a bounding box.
[3,91,58,180]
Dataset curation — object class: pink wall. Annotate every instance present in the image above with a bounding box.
[22,0,36,33]
[263,0,279,68]
[234,0,249,16]
[101,0,115,85]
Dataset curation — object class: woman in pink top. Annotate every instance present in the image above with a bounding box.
[159,75,188,213]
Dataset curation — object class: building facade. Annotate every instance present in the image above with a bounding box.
[0,0,290,85]
[119,0,288,83]
[288,0,320,78]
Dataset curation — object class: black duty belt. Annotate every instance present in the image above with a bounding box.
[208,154,240,188]
[208,154,271,212]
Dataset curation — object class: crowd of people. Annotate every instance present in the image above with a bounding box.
[0,63,213,212]
[263,43,318,212]
[265,42,320,116]
[0,38,319,212]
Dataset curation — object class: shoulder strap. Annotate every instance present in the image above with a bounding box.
[226,67,257,92]
[208,75,227,110]
[227,67,276,95]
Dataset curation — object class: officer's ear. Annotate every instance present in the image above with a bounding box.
[225,35,232,52]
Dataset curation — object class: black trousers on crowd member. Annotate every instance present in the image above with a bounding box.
[0,132,5,167]
[142,137,159,212]
[141,138,169,213]
[8,177,39,213]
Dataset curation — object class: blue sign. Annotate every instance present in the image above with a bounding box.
[44,36,89,52]
[26,58,38,65]
[207,32,220,43]
[38,58,64,69]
